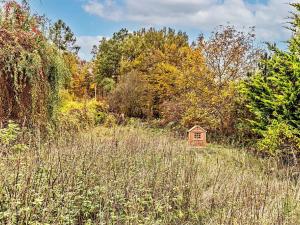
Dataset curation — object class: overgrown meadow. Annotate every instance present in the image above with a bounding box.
[0,125,300,224]
[0,1,300,224]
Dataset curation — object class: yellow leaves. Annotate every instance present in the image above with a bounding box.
[69,63,94,98]
[178,56,241,131]
[57,90,109,130]
[95,28,248,133]
[120,57,142,75]
[59,89,75,103]
[151,62,181,98]
[181,105,219,129]
[90,83,96,89]
[63,53,79,76]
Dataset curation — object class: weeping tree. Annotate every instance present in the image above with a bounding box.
[0,1,70,127]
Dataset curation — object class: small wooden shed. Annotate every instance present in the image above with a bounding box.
[188,125,207,147]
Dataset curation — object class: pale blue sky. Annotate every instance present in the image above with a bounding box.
[29,0,293,60]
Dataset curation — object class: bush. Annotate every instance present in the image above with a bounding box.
[0,121,28,155]
[57,91,109,130]
[258,121,300,158]
[103,114,117,127]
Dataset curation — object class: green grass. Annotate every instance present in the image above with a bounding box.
[0,126,300,224]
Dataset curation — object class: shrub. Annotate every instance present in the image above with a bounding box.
[103,114,117,127]
[57,90,109,130]
[86,99,109,124]
[258,120,300,157]
[0,121,28,154]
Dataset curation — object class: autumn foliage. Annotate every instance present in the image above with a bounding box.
[0,1,69,127]
[0,1,299,156]
[92,27,260,139]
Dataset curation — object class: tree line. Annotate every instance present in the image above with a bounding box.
[0,0,299,157]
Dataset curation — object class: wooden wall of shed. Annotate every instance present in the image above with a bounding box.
[188,128,207,147]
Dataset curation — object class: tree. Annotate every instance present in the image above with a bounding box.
[0,1,70,126]
[49,19,80,54]
[93,28,129,82]
[241,3,300,156]
[109,71,147,118]
[198,25,259,86]
[93,27,191,119]
[100,78,115,96]
[197,26,261,134]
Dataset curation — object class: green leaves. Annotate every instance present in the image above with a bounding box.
[0,120,28,154]
[0,1,72,127]
[257,121,300,156]
[49,19,80,54]
[241,4,300,155]
[0,120,20,146]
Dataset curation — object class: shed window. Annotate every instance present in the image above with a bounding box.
[194,132,201,139]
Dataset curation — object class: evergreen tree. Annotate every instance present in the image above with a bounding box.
[49,19,80,54]
[242,3,300,156]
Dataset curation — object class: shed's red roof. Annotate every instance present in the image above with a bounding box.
[188,125,206,132]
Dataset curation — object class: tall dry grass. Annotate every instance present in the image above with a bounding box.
[0,126,299,224]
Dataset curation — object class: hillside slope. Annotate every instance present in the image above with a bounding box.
[0,126,299,224]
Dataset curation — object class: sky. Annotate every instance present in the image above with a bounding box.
[29,0,295,60]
